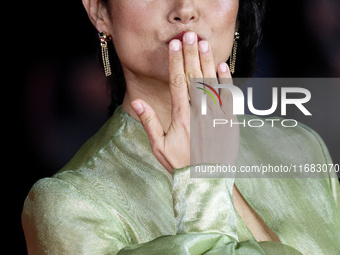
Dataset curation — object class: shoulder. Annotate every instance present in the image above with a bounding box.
[22,173,103,222]
[237,115,340,206]
[236,114,337,179]
[239,114,332,163]
[22,169,120,216]
[22,173,128,254]
[23,177,77,211]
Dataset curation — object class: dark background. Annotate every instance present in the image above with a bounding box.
[12,0,340,253]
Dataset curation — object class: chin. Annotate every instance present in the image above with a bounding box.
[149,62,170,84]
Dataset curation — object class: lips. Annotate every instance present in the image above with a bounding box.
[166,31,204,44]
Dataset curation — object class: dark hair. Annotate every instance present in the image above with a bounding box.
[101,0,266,115]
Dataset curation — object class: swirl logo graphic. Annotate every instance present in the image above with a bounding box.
[196,82,222,106]
[195,80,312,117]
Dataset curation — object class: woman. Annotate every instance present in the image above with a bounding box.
[22,0,340,254]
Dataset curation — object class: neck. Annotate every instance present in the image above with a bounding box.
[122,69,172,131]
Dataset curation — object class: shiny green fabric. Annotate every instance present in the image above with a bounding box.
[22,106,340,254]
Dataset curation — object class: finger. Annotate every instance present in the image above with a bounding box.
[130,100,165,148]
[182,33,204,111]
[216,63,234,116]
[183,32,202,104]
[168,39,190,121]
[217,62,232,79]
[196,40,220,113]
[217,62,233,100]
[198,40,216,79]
[183,32,202,80]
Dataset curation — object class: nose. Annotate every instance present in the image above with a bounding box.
[168,0,199,24]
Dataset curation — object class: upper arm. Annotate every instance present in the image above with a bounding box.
[22,174,304,255]
[297,122,340,209]
[22,177,129,255]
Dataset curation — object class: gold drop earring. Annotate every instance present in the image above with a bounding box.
[99,32,112,77]
[230,29,240,75]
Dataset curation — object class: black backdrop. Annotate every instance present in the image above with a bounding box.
[12,0,340,253]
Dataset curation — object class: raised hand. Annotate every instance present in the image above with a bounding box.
[131,32,239,174]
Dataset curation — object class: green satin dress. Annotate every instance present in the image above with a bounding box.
[22,106,340,254]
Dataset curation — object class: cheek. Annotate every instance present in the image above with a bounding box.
[110,3,149,49]
[214,0,239,19]
[109,3,161,74]
[209,0,239,64]
[107,0,238,78]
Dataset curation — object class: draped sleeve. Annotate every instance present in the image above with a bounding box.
[22,167,303,255]
[22,177,129,254]
[118,167,302,255]
[22,107,338,254]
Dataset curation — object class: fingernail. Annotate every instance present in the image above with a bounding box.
[219,63,228,73]
[184,32,196,45]
[131,101,144,116]
[170,40,181,51]
[199,41,209,53]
